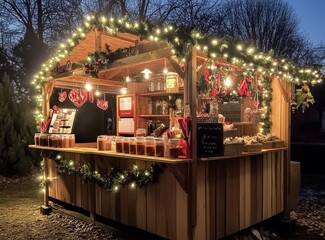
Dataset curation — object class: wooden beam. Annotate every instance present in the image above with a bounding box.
[100,47,173,73]
[167,164,188,193]
[50,75,124,87]
[275,78,290,103]
[95,29,102,51]
[167,56,185,79]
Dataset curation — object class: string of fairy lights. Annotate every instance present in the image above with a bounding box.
[39,152,164,193]
[31,15,323,133]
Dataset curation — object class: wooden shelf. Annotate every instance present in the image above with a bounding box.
[139,114,170,118]
[29,145,191,164]
[198,147,287,161]
[138,90,183,97]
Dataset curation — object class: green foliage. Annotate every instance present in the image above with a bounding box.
[42,152,165,192]
[0,73,36,175]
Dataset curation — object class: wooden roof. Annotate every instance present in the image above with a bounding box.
[52,29,209,94]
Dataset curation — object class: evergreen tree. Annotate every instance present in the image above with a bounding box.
[0,73,33,175]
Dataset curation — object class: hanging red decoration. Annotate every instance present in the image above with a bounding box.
[97,99,108,110]
[88,90,94,103]
[58,90,67,102]
[68,88,88,107]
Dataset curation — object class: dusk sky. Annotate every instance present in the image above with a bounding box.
[285,0,325,46]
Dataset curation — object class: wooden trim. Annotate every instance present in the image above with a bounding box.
[167,164,189,193]
[29,145,191,164]
[50,75,124,87]
[275,78,289,103]
[167,56,185,79]
[99,47,174,74]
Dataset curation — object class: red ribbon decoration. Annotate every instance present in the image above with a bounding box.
[203,69,210,84]
[212,72,221,97]
[238,76,248,96]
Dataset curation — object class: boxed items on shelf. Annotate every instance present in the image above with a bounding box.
[243,135,262,152]
[223,137,244,155]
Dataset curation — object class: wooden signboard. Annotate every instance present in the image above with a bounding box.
[197,123,224,157]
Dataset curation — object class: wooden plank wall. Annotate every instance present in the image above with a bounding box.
[47,154,188,240]
[47,153,92,211]
[271,79,290,145]
[94,156,188,240]
[195,150,285,240]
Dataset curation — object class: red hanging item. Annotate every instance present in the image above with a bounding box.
[69,88,88,107]
[88,90,94,103]
[97,99,108,110]
[58,90,67,102]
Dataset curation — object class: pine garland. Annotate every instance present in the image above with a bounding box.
[84,44,136,77]
[40,151,164,192]
[260,77,272,134]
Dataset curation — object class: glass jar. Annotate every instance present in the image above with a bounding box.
[51,134,58,148]
[69,134,75,148]
[136,136,145,155]
[168,138,180,158]
[34,133,41,146]
[62,135,70,148]
[145,137,155,156]
[115,136,124,153]
[123,137,130,154]
[40,134,48,146]
[154,138,165,157]
[106,136,113,151]
[97,135,107,151]
[57,135,63,148]
[129,137,137,154]
[48,135,53,147]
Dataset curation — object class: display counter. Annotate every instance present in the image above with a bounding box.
[31,144,287,239]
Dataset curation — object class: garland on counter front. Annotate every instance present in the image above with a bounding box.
[39,151,165,192]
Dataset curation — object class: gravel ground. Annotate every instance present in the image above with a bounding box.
[0,172,324,240]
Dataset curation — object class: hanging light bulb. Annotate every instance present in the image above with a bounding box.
[224,77,232,87]
[162,59,168,74]
[84,82,92,91]
[94,85,100,96]
[141,68,152,79]
[125,75,131,82]
[120,87,128,94]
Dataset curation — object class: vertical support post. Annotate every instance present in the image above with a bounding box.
[283,82,292,219]
[89,155,96,221]
[95,28,102,51]
[43,157,49,206]
[185,48,197,240]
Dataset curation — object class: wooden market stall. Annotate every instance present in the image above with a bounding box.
[29,16,322,240]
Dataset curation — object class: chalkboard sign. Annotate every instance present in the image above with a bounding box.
[197,123,223,157]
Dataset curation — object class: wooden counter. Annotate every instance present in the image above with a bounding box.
[32,144,287,239]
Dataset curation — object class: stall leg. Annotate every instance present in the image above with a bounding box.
[40,157,52,215]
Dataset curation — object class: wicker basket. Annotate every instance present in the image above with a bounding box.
[272,140,284,148]
[223,129,237,138]
[243,143,262,152]
[262,141,273,149]
[223,143,244,156]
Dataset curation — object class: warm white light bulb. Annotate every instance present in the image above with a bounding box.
[120,87,128,94]
[163,67,168,74]
[84,82,92,91]
[224,77,232,87]
[95,90,100,96]
[125,76,131,82]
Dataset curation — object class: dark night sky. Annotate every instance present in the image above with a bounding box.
[285,0,325,46]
